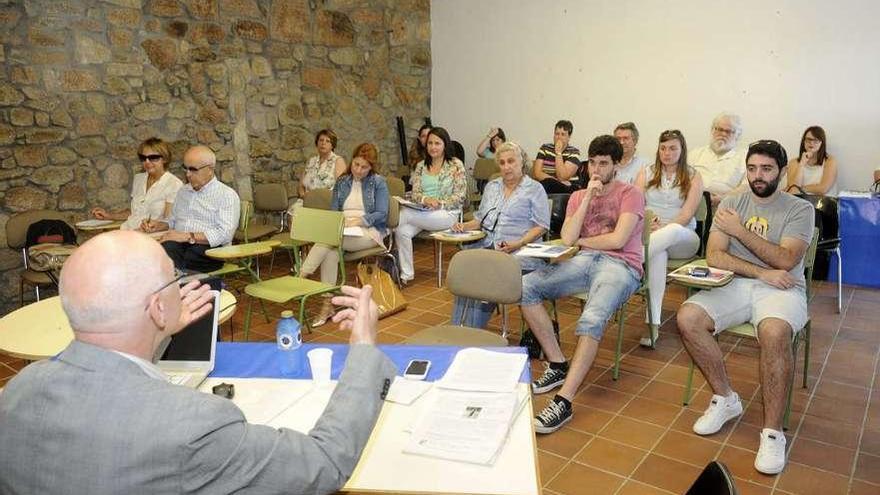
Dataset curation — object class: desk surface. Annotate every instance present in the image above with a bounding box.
[207,343,539,495]
[206,240,280,260]
[0,291,237,360]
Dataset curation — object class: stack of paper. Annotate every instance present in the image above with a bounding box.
[514,242,577,260]
[403,348,528,465]
[393,196,432,211]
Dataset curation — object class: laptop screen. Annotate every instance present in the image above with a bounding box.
[159,290,219,364]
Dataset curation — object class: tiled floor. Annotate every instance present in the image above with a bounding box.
[2,240,878,495]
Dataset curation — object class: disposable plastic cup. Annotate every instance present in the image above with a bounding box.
[307,348,333,382]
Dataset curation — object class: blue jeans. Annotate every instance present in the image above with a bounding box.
[521,251,640,340]
[450,254,546,329]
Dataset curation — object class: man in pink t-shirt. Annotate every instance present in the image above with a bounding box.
[523,135,645,434]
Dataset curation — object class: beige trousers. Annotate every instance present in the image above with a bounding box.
[300,235,381,284]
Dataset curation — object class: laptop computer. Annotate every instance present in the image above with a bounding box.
[157,289,220,388]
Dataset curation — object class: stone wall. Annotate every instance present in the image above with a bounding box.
[0,0,431,314]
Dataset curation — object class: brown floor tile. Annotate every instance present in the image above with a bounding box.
[598,416,665,451]
[860,427,880,456]
[730,478,773,495]
[592,369,651,394]
[547,462,624,495]
[572,385,633,413]
[776,461,849,495]
[631,453,702,494]
[653,430,722,467]
[616,480,674,495]
[716,445,777,487]
[619,396,681,427]
[788,437,856,476]
[798,414,862,450]
[574,437,646,476]
[536,450,568,485]
[727,421,763,452]
[806,396,867,426]
[854,452,880,485]
[566,403,614,435]
[849,479,880,495]
[535,426,592,459]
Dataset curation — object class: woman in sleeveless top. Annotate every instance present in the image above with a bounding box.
[786,126,838,196]
[635,130,704,346]
[298,128,347,198]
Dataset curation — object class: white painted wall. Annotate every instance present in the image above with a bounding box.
[430,0,880,191]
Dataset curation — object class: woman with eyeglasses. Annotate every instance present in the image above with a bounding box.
[786,126,838,196]
[298,129,347,198]
[449,141,550,327]
[300,145,389,326]
[395,127,468,284]
[90,137,183,231]
[635,130,704,346]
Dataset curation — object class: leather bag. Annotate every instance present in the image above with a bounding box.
[357,261,407,319]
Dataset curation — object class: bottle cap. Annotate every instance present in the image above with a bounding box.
[281,310,294,318]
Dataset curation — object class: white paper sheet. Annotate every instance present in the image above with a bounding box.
[436,348,527,393]
[385,377,433,405]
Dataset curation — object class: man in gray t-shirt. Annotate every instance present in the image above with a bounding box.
[677,140,814,476]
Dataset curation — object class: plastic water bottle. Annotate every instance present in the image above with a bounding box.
[276,310,303,376]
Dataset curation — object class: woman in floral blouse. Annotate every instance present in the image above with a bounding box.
[394,126,467,284]
[298,128,347,197]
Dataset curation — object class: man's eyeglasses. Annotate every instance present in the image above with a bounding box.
[183,164,212,173]
[138,153,163,162]
[144,272,210,310]
[479,207,501,233]
[712,126,737,136]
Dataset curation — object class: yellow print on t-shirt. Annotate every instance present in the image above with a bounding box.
[745,216,769,239]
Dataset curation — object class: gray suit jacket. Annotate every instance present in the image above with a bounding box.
[0,340,396,494]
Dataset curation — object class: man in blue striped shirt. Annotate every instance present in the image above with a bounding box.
[143,145,240,272]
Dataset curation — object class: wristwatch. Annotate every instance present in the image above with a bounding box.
[188,232,196,244]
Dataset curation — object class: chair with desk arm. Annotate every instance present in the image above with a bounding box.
[681,229,820,431]
[6,210,76,306]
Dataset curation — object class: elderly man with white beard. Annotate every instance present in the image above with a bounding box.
[688,113,747,207]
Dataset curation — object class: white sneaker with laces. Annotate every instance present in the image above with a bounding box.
[693,392,743,435]
[754,428,787,474]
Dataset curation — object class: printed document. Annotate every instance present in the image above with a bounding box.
[437,348,527,393]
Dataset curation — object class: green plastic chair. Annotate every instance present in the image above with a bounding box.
[681,230,819,430]
[242,207,345,340]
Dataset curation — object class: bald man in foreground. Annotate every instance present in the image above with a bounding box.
[0,231,396,494]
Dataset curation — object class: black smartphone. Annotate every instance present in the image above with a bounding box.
[403,359,431,380]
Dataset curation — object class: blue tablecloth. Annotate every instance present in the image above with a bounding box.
[834,196,880,288]
[211,342,530,383]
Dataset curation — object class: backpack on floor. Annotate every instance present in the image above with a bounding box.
[25,219,78,272]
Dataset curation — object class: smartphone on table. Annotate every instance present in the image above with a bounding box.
[403,359,431,380]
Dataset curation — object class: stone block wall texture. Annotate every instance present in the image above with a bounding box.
[0,0,431,315]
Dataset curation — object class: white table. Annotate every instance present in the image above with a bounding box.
[199,377,540,495]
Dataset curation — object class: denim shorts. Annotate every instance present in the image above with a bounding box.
[521,251,640,340]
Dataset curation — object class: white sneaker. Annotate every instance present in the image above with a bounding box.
[754,428,787,474]
[693,392,743,435]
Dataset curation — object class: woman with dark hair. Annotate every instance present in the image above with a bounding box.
[475,127,507,159]
[787,126,838,196]
[91,137,183,230]
[405,124,432,186]
[300,146,389,326]
[298,128,347,198]
[395,126,467,284]
[635,130,704,346]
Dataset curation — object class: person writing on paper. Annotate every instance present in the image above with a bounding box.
[786,126,838,196]
[475,127,506,159]
[300,146,389,327]
[142,145,240,273]
[449,142,550,327]
[677,140,813,475]
[395,127,468,284]
[298,129,347,198]
[0,230,396,494]
[524,135,645,434]
[90,137,183,231]
[634,130,704,347]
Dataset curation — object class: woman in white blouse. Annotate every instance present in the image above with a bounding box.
[90,137,183,230]
[298,128,347,197]
[635,130,704,347]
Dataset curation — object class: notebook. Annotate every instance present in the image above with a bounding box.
[157,289,220,388]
